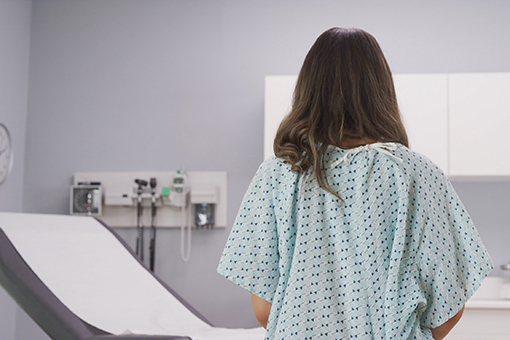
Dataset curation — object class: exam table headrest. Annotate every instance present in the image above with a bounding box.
[0,213,199,340]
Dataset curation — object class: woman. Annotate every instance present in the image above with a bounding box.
[218,27,492,339]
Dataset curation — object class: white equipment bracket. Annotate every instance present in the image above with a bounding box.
[72,171,227,228]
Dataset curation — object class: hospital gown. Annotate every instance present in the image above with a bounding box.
[217,143,493,340]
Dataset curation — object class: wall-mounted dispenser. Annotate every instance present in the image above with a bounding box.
[191,184,218,228]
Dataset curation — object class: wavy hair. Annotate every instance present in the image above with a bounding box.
[274,27,408,198]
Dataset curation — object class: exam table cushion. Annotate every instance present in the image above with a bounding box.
[0,213,265,340]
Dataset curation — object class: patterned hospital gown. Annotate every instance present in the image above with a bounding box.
[217,143,493,340]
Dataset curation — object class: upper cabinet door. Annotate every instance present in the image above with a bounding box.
[393,74,449,173]
[265,73,510,177]
[449,73,510,176]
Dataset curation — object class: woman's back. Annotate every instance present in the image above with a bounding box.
[218,27,492,339]
[218,144,492,339]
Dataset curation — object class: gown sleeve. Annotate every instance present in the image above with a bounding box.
[417,169,494,329]
[217,159,280,303]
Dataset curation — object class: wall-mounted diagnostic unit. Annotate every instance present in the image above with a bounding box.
[70,171,227,265]
[71,171,226,227]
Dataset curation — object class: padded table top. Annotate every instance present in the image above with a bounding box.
[0,212,264,340]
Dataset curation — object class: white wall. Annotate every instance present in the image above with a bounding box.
[1,0,508,338]
[0,0,32,339]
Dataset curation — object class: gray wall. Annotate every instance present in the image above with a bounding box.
[2,0,510,338]
[0,0,31,211]
[0,0,32,340]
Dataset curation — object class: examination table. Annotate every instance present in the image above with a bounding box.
[0,212,265,340]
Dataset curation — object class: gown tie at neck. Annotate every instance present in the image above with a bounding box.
[331,142,401,168]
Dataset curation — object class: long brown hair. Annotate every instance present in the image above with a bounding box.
[274,27,408,198]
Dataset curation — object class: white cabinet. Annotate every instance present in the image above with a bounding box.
[448,308,510,339]
[264,76,296,159]
[265,73,510,177]
[264,75,449,172]
[449,73,510,176]
[393,74,449,172]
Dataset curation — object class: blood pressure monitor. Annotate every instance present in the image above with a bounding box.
[0,124,13,185]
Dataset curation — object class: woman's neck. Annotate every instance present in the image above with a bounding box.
[339,135,377,148]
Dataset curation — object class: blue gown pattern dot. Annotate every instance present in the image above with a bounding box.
[218,143,493,339]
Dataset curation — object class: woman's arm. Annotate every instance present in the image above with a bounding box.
[430,306,465,340]
[251,293,272,329]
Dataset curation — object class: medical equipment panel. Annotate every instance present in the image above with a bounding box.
[71,171,227,228]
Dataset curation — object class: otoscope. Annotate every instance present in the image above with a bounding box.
[135,179,148,261]
[149,177,157,272]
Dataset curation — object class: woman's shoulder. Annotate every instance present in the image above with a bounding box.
[251,156,297,188]
[259,155,294,172]
[395,144,448,180]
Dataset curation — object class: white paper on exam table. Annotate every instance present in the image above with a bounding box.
[0,213,265,339]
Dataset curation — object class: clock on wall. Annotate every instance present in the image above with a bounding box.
[0,123,13,185]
